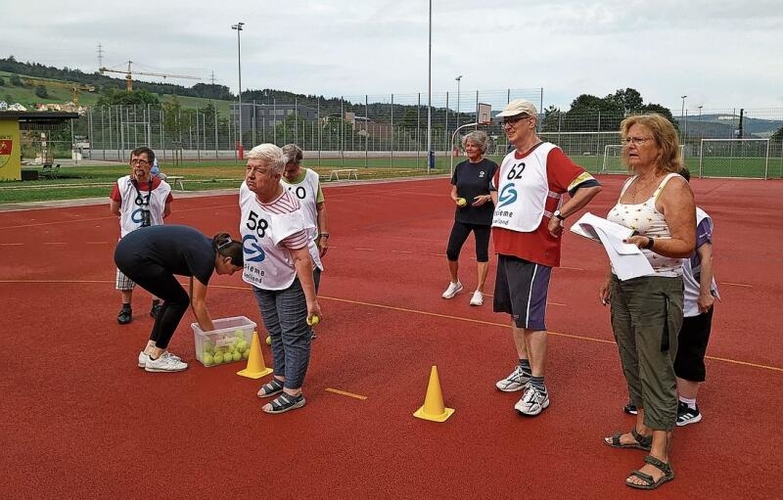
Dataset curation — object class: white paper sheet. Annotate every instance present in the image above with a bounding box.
[570,212,654,281]
[570,212,635,243]
[593,226,655,281]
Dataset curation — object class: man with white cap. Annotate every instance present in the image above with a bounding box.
[491,99,602,416]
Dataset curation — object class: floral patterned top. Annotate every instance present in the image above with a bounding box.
[607,173,682,277]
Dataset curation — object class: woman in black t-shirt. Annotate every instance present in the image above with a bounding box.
[114,225,244,373]
[442,130,498,306]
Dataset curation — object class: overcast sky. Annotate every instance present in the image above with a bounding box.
[4,0,782,115]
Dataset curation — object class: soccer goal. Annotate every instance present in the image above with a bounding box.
[699,138,770,179]
[602,144,687,175]
[601,145,625,174]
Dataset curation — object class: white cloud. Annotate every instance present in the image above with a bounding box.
[3,0,782,112]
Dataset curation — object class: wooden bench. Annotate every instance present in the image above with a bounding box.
[40,163,60,180]
[166,175,186,191]
[325,169,359,181]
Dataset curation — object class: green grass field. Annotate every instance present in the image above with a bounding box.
[0,159,455,205]
[2,150,781,206]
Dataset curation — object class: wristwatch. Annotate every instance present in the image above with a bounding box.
[553,210,565,221]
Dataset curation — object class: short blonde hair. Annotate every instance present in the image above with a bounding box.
[246,143,286,175]
[620,113,683,173]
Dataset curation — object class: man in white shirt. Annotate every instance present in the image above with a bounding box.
[281,144,328,339]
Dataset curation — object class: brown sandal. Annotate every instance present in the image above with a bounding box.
[604,428,652,451]
[626,455,674,490]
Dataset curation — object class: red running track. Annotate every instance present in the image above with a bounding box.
[0,175,781,499]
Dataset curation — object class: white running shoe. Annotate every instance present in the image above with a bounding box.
[145,352,188,373]
[515,385,550,416]
[442,281,463,299]
[138,351,181,368]
[469,290,484,306]
[495,365,531,392]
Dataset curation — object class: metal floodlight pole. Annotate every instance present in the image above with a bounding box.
[455,75,462,130]
[426,0,432,172]
[232,22,245,155]
[680,94,687,142]
[698,105,703,141]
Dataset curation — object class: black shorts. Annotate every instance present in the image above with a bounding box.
[674,308,714,382]
[493,255,551,331]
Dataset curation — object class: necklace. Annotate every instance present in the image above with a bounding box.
[629,173,662,202]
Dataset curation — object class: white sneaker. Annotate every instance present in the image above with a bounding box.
[442,281,463,299]
[138,351,181,368]
[469,290,484,306]
[495,365,531,392]
[515,385,550,416]
[145,352,188,373]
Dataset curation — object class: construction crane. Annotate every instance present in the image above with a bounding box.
[99,60,201,92]
[21,77,95,106]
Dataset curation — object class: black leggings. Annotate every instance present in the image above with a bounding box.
[445,221,491,262]
[114,255,190,350]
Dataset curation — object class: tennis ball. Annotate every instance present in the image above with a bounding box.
[213,353,224,364]
[265,336,271,345]
[234,329,244,338]
[456,198,467,207]
[242,350,250,360]
[203,344,214,355]
[203,353,214,366]
[306,314,320,326]
[232,351,242,362]
[236,340,248,352]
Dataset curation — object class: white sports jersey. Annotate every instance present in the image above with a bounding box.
[492,142,558,232]
[281,168,321,240]
[116,175,171,237]
[239,183,321,290]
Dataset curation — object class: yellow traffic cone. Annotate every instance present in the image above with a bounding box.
[413,365,454,422]
[237,331,273,379]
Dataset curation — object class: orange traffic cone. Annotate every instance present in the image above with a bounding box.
[237,331,273,379]
[413,365,454,422]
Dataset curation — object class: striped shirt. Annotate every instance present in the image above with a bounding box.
[257,190,310,251]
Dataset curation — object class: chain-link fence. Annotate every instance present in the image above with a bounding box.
[73,89,546,167]
[54,94,783,177]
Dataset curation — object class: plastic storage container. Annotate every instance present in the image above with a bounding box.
[192,316,257,367]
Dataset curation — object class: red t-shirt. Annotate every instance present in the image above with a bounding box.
[492,146,593,267]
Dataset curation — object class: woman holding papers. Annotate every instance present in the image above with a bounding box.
[600,113,696,491]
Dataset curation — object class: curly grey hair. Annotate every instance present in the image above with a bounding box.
[282,144,303,164]
[461,130,489,154]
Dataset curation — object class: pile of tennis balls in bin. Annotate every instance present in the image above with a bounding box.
[201,330,251,366]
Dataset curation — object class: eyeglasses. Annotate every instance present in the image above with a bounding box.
[501,115,530,127]
[622,137,655,146]
[130,158,150,166]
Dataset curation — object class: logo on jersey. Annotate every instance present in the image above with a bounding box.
[497,183,517,208]
[242,234,266,263]
[131,208,151,227]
